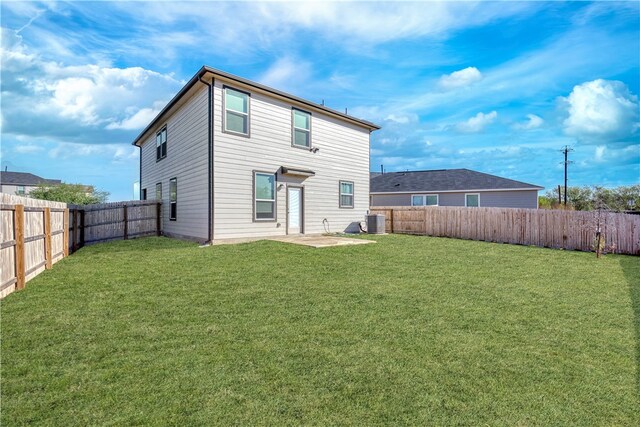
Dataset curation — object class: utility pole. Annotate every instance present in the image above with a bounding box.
[561,146,573,206]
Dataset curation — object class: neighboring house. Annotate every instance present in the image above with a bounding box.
[133,66,380,243]
[0,171,61,197]
[370,169,543,209]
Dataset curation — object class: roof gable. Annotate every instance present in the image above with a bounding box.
[370,169,543,193]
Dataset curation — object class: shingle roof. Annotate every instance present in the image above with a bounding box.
[370,169,543,193]
[132,66,380,146]
[0,171,61,186]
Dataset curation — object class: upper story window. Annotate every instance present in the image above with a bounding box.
[254,172,276,221]
[465,193,480,207]
[156,127,167,161]
[16,186,25,195]
[412,195,438,206]
[224,87,250,136]
[292,109,311,148]
[339,181,354,208]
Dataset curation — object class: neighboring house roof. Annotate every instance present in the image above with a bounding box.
[370,169,543,193]
[132,66,381,147]
[0,171,61,186]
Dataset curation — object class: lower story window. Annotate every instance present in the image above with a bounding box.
[465,193,480,207]
[339,181,354,208]
[141,188,147,200]
[412,194,438,206]
[169,178,177,220]
[156,183,162,200]
[254,172,276,220]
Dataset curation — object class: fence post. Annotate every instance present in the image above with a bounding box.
[123,205,128,240]
[72,209,78,253]
[80,210,85,248]
[63,208,69,257]
[389,209,394,233]
[15,204,25,290]
[156,202,161,236]
[44,207,52,269]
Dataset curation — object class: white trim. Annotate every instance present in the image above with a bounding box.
[465,193,480,207]
[411,194,439,206]
[371,187,543,195]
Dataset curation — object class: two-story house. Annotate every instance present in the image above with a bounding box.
[0,171,61,197]
[133,66,380,243]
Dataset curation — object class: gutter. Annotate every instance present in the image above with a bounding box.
[138,145,142,199]
[198,75,214,243]
[370,187,545,195]
[131,66,380,147]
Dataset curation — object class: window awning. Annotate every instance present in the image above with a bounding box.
[280,166,315,177]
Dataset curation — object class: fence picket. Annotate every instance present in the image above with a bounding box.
[370,206,639,255]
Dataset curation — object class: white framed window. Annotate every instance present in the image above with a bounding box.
[156,182,162,200]
[16,186,25,195]
[169,178,177,220]
[224,87,250,136]
[339,181,354,208]
[465,193,480,207]
[156,127,167,161]
[254,172,276,221]
[292,108,311,148]
[411,194,438,206]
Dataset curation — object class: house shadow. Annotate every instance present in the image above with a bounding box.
[619,255,640,395]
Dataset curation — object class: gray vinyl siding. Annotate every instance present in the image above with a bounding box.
[139,85,209,242]
[213,78,370,239]
[371,190,538,209]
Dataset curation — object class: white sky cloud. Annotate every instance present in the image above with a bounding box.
[514,114,544,130]
[1,27,182,142]
[14,144,43,154]
[456,111,498,133]
[258,56,313,93]
[562,79,639,141]
[106,103,164,131]
[438,67,483,90]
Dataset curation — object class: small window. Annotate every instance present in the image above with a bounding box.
[254,172,276,220]
[16,186,25,195]
[141,188,147,200]
[465,193,480,207]
[169,178,177,220]
[339,181,354,208]
[411,195,438,206]
[292,109,311,148]
[156,127,167,161]
[224,87,249,135]
[156,183,162,200]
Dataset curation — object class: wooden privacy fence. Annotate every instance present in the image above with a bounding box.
[68,200,161,254]
[369,206,640,256]
[1,194,68,298]
[1,194,162,298]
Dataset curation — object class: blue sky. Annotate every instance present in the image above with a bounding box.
[1,1,638,201]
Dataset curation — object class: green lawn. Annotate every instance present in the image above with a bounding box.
[1,235,639,425]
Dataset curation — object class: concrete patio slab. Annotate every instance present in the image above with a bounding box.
[207,234,376,248]
[268,235,376,248]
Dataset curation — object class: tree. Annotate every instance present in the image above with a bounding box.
[29,183,109,205]
[539,185,640,212]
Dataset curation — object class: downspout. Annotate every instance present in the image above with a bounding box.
[198,74,214,243]
[138,145,142,200]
